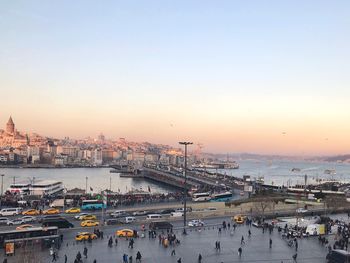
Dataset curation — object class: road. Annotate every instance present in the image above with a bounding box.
[2,216,330,263]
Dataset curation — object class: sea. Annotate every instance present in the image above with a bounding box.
[0,160,349,193]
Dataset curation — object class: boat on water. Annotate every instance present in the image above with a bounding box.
[210,191,233,202]
[7,180,64,197]
[291,168,301,172]
[324,169,336,175]
[193,162,239,170]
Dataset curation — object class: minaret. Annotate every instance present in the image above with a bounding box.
[6,116,15,134]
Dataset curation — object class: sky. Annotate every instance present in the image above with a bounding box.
[0,1,349,155]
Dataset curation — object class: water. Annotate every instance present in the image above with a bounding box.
[1,160,349,193]
[220,159,350,186]
[0,168,175,194]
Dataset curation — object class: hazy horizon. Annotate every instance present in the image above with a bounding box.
[1,1,349,155]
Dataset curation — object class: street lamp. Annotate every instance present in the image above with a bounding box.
[1,174,4,196]
[179,141,193,235]
[85,177,88,194]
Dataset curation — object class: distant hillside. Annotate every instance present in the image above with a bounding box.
[323,154,350,162]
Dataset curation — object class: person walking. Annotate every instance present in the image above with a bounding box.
[64,254,67,263]
[241,236,245,245]
[129,255,133,263]
[123,254,128,263]
[93,260,97,263]
[198,253,202,263]
[52,252,57,262]
[3,259,7,263]
[292,253,297,262]
[83,246,88,258]
[136,251,142,263]
[248,229,251,237]
[295,240,298,251]
[238,247,242,257]
[177,258,182,263]
[269,238,272,248]
[171,249,176,256]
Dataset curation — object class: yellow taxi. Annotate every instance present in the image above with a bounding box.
[65,207,81,214]
[81,220,99,227]
[232,214,246,224]
[116,229,134,237]
[75,232,97,241]
[43,208,60,215]
[79,215,97,221]
[16,224,34,230]
[22,209,40,216]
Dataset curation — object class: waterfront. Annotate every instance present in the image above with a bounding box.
[1,160,350,193]
[220,159,350,186]
[0,168,175,194]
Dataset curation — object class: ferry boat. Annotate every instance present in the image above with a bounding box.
[7,180,64,197]
[210,191,233,202]
[7,183,31,196]
[30,180,64,196]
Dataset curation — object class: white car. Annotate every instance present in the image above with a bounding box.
[0,217,9,225]
[21,216,36,223]
[7,218,25,226]
[188,219,204,227]
[74,213,89,220]
[296,208,308,213]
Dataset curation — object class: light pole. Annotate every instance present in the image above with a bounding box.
[85,177,88,194]
[1,174,4,196]
[179,141,193,235]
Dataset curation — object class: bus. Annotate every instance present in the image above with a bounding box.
[0,227,60,249]
[192,192,211,202]
[81,200,106,210]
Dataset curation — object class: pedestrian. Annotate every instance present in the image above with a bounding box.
[64,254,67,263]
[115,237,118,246]
[3,259,7,263]
[248,229,251,237]
[269,238,272,248]
[292,253,297,262]
[171,249,176,256]
[83,246,88,258]
[123,254,128,263]
[93,260,97,263]
[218,241,221,251]
[136,251,142,263]
[198,253,202,263]
[238,247,242,257]
[177,258,182,263]
[295,240,298,251]
[241,235,245,245]
[129,255,133,263]
[52,251,57,262]
[76,251,82,262]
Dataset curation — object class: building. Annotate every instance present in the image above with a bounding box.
[6,116,15,134]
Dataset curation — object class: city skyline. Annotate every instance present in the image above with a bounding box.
[1,1,350,155]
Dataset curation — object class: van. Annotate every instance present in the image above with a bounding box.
[326,249,350,263]
[42,218,74,229]
[125,216,136,223]
[0,208,22,216]
[170,212,183,217]
[146,214,162,220]
[149,221,173,230]
[110,210,128,218]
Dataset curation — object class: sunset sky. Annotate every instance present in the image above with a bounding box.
[1,1,349,155]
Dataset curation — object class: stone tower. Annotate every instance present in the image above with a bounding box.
[6,116,15,134]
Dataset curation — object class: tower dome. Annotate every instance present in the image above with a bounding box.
[6,116,15,134]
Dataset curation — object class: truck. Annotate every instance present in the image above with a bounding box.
[49,199,73,208]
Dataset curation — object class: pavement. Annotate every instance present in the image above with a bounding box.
[2,217,329,263]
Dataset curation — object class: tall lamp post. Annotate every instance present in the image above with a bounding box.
[179,141,193,234]
[1,174,4,196]
[0,174,4,208]
[85,177,88,194]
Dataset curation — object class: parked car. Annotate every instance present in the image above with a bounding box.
[21,216,36,223]
[0,208,22,216]
[149,221,173,230]
[75,232,97,241]
[188,219,204,227]
[110,210,128,218]
[0,217,9,225]
[7,218,25,226]
[22,209,40,216]
[106,219,119,225]
[115,229,135,237]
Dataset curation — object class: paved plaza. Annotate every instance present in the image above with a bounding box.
[2,217,329,263]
